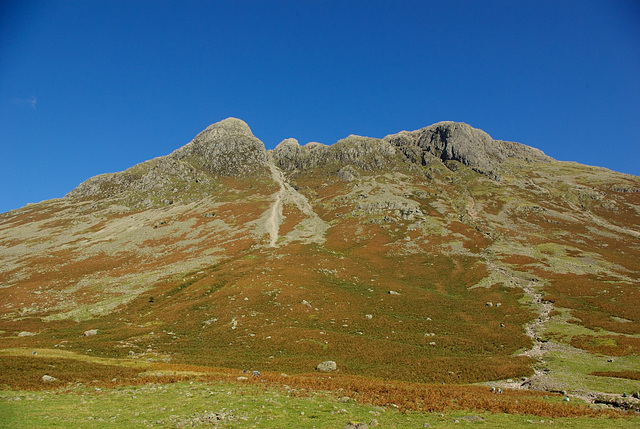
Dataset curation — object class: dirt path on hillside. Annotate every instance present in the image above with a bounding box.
[263,159,328,247]
[519,281,553,361]
[480,255,556,392]
[266,163,285,247]
[514,281,555,391]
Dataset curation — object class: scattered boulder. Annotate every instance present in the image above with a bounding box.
[83,329,98,337]
[369,418,379,427]
[485,302,493,307]
[17,331,36,337]
[388,290,401,295]
[337,166,359,182]
[41,375,57,382]
[594,394,640,411]
[343,422,368,429]
[316,360,337,372]
[365,314,373,320]
[460,415,486,423]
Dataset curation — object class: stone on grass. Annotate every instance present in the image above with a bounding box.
[42,375,57,382]
[343,422,368,429]
[316,360,337,372]
[460,415,486,423]
[83,329,98,337]
[18,331,36,337]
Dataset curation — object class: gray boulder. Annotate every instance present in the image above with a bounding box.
[343,423,368,429]
[316,360,337,372]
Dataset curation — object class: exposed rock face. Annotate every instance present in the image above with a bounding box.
[272,121,551,179]
[65,118,553,209]
[385,121,551,178]
[172,117,268,176]
[66,118,269,207]
[272,135,398,172]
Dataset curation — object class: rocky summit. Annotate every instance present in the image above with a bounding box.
[1,118,639,409]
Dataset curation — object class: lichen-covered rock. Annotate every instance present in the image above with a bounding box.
[316,360,337,372]
[173,117,268,176]
[272,121,550,180]
[66,118,269,207]
[272,135,399,172]
[385,121,551,178]
[67,118,553,209]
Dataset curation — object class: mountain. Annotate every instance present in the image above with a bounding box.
[1,118,639,404]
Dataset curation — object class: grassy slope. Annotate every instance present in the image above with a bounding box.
[0,156,639,421]
[1,381,638,429]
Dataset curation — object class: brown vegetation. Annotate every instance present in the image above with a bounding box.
[0,354,619,418]
[590,371,640,381]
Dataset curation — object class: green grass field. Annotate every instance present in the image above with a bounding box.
[2,380,638,429]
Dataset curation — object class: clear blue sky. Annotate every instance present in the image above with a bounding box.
[1,0,639,213]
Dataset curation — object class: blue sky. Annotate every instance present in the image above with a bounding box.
[1,0,639,213]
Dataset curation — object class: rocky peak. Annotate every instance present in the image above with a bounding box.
[67,119,553,207]
[193,117,255,141]
[272,121,551,178]
[272,134,399,172]
[172,117,268,176]
[385,121,551,178]
[275,138,300,149]
[66,117,269,207]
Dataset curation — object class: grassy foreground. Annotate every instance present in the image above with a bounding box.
[1,380,638,429]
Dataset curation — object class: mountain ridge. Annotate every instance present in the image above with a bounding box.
[66,118,557,208]
[1,117,639,411]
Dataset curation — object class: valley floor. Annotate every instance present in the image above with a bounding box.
[1,380,639,429]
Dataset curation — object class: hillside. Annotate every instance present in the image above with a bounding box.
[1,118,639,413]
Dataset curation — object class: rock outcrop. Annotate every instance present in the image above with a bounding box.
[272,135,398,172]
[172,117,268,176]
[385,121,551,178]
[272,121,551,179]
[66,118,269,207]
[66,118,551,208]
